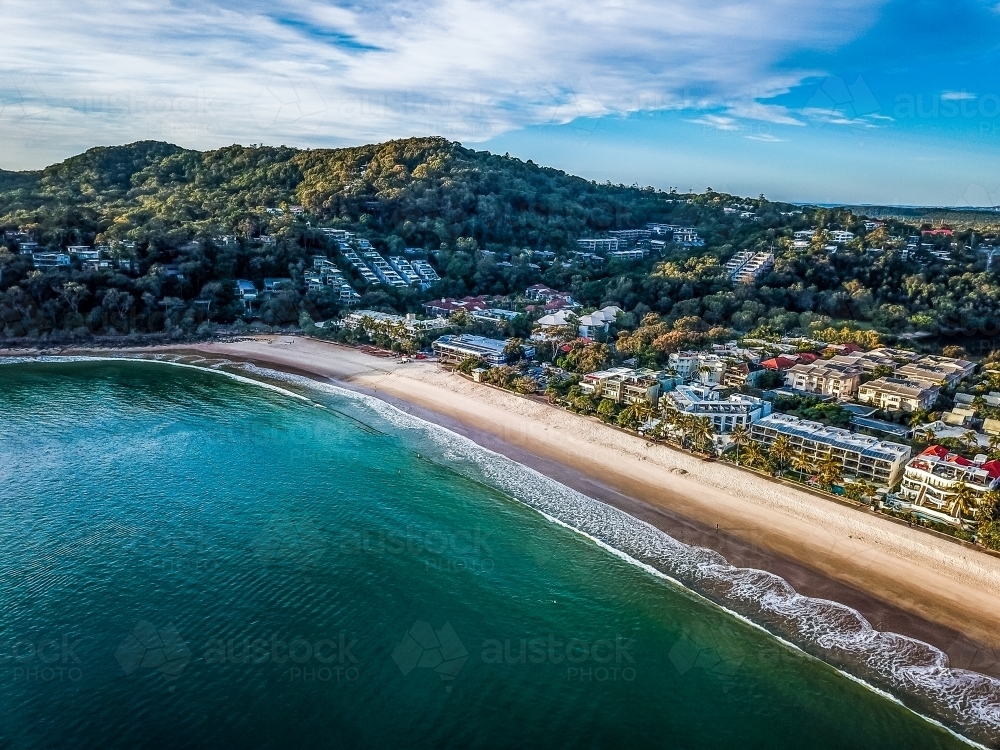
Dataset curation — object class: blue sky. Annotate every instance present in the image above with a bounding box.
[1,0,999,205]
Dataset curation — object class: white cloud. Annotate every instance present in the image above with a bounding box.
[685,115,741,131]
[0,0,888,168]
[941,90,977,100]
[746,133,786,142]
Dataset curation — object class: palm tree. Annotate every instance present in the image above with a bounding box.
[816,452,842,490]
[791,454,814,480]
[690,417,716,455]
[743,442,765,470]
[729,424,751,462]
[770,435,792,475]
[964,431,981,453]
[949,480,977,525]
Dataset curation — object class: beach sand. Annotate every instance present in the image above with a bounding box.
[8,335,1000,678]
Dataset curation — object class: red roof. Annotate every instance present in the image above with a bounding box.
[797,352,819,364]
[950,455,974,467]
[982,460,1000,480]
[762,355,799,371]
[920,445,950,458]
[842,343,862,353]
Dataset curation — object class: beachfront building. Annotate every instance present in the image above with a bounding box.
[750,413,912,487]
[856,377,939,413]
[784,361,862,398]
[895,355,976,389]
[432,334,534,366]
[579,367,664,405]
[897,445,1000,522]
[344,310,450,341]
[664,384,771,433]
[668,351,727,385]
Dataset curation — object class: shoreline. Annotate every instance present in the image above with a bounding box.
[4,337,1000,682]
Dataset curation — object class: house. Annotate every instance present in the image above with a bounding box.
[424,296,492,318]
[829,231,854,244]
[898,446,1000,523]
[750,413,912,487]
[722,362,766,389]
[31,253,71,268]
[664,384,772,433]
[784,361,862,398]
[263,278,294,293]
[577,306,622,338]
[432,335,534,365]
[856,377,939,412]
[760,355,801,372]
[580,367,664,405]
[525,284,562,302]
[234,280,258,300]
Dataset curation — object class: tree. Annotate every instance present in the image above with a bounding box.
[512,376,538,394]
[456,356,481,375]
[949,480,976,524]
[729,424,751,462]
[690,417,716,455]
[770,435,792,475]
[597,398,618,423]
[503,337,524,363]
[792,453,815,480]
[816,452,842,490]
[743,442,765,470]
[59,282,88,315]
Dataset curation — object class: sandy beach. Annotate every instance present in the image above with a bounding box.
[6,335,1000,679]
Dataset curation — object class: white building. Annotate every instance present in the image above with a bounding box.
[576,237,620,253]
[667,351,728,385]
[895,355,976,389]
[750,413,912,487]
[664,384,772,433]
[857,377,939,413]
[724,251,774,284]
[580,367,664,405]
[784,361,862,398]
[898,445,1000,523]
[344,310,449,339]
[829,231,855,244]
[433,334,534,365]
[32,253,71,268]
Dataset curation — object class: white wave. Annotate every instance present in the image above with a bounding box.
[5,355,997,747]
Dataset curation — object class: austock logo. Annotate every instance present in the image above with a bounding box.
[115,620,192,687]
[392,621,469,692]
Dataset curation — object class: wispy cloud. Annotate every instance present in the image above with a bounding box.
[941,90,977,100]
[685,115,741,131]
[746,133,787,142]
[0,0,887,168]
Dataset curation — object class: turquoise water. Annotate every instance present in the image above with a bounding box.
[0,360,983,749]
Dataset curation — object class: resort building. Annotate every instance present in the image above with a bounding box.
[31,252,70,268]
[432,334,534,366]
[895,355,976,388]
[856,377,939,413]
[750,413,912,487]
[897,445,1000,522]
[663,385,771,433]
[721,362,766,389]
[784,361,862,398]
[410,260,440,284]
[580,367,664,405]
[577,306,622,338]
[668,351,727,385]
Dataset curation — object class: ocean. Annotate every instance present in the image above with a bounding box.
[0,358,994,749]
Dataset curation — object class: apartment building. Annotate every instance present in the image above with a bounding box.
[32,253,71,268]
[344,310,449,339]
[898,445,1000,519]
[750,413,912,486]
[388,256,422,285]
[579,367,663,405]
[363,252,408,287]
[784,361,862,397]
[608,229,651,242]
[576,238,620,253]
[724,251,774,284]
[857,377,939,412]
[829,231,855,244]
[668,351,728,385]
[664,385,772,433]
[410,260,440,284]
[895,355,976,388]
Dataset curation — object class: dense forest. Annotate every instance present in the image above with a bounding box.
[1,137,999,356]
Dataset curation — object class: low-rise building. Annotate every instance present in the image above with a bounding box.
[31,252,71,268]
[898,445,1000,521]
[580,367,663,405]
[263,278,294,293]
[724,251,774,284]
[577,306,622,338]
[664,384,772,433]
[344,310,450,340]
[750,413,912,487]
[668,351,728,385]
[856,377,939,412]
[784,361,862,398]
[895,355,976,388]
[424,296,493,317]
[410,260,440,284]
[432,334,534,366]
[576,237,620,253]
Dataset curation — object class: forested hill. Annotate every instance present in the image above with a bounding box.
[0,137,690,249]
[3,137,999,354]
